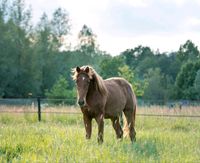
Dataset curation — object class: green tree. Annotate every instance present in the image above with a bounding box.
[32,13,54,96]
[51,7,71,50]
[136,55,156,77]
[194,69,200,99]
[100,56,125,79]
[32,9,71,96]
[118,65,147,97]
[175,60,200,100]
[77,24,98,54]
[0,0,8,97]
[51,8,70,37]
[71,25,106,72]
[177,40,200,62]
[120,46,156,79]
[10,0,32,32]
[121,46,154,70]
[0,0,8,19]
[157,52,181,81]
[0,0,33,97]
[45,75,76,99]
[120,49,137,68]
[118,65,134,82]
[143,68,166,102]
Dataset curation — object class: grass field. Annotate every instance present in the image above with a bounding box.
[0,107,200,162]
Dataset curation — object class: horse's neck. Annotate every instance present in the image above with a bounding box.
[87,80,99,97]
[86,80,106,107]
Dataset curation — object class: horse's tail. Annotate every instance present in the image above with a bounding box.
[123,85,137,138]
[123,114,129,138]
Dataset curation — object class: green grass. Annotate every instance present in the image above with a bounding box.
[0,113,200,162]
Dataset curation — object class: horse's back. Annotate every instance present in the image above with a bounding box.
[104,77,135,118]
[105,77,133,96]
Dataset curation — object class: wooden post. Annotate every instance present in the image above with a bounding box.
[37,97,41,122]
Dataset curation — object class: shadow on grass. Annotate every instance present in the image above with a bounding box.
[0,144,23,162]
[120,138,160,160]
[133,140,159,158]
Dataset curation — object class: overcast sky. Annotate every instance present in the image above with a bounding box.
[26,0,200,55]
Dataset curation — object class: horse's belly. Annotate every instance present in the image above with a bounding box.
[104,98,126,118]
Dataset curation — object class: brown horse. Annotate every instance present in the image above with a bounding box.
[72,65,137,143]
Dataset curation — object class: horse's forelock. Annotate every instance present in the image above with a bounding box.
[72,66,108,96]
[72,66,94,80]
[83,66,94,79]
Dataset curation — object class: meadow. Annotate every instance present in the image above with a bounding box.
[0,106,200,162]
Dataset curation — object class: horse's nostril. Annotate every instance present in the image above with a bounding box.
[78,100,85,106]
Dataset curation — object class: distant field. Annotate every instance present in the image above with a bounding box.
[1,104,200,115]
[0,107,200,162]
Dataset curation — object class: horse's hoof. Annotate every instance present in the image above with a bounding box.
[98,139,103,144]
[131,137,136,142]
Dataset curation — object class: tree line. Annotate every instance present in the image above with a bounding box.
[0,0,200,101]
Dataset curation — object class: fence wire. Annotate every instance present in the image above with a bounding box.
[0,98,200,119]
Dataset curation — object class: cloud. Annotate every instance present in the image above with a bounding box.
[99,32,200,55]
[26,0,200,55]
[96,1,173,37]
[116,0,150,8]
[184,17,200,31]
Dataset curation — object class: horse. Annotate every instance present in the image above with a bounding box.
[72,65,137,144]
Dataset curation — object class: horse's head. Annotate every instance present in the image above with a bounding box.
[74,66,92,107]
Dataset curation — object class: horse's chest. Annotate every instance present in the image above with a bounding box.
[86,101,103,115]
[86,104,101,114]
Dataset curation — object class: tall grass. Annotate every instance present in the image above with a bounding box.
[0,112,200,162]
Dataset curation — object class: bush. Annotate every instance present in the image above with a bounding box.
[45,75,76,104]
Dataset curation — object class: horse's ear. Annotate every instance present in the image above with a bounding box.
[76,66,81,73]
[85,66,89,73]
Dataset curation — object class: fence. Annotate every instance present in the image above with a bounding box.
[0,98,200,121]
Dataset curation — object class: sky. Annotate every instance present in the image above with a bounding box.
[26,0,200,55]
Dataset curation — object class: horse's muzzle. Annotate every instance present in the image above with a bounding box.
[78,100,85,107]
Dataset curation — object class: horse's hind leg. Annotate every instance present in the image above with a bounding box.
[123,108,136,142]
[111,117,123,139]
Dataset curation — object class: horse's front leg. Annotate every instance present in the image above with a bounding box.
[95,113,104,144]
[83,114,92,139]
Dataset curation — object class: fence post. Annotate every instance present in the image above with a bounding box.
[37,97,41,122]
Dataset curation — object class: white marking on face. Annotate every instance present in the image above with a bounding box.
[82,77,85,81]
